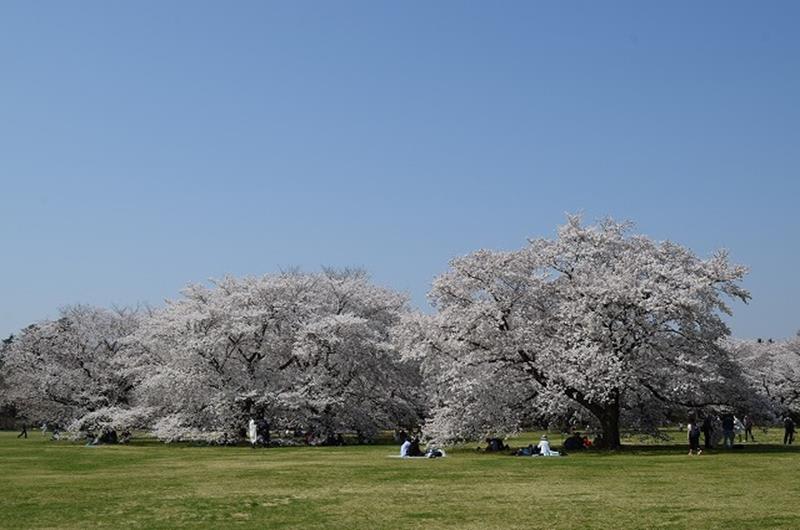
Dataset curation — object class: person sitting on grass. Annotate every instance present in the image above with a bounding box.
[483,437,508,452]
[426,444,446,458]
[400,438,411,457]
[408,437,425,457]
[538,435,555,456]
[563,432,585,451]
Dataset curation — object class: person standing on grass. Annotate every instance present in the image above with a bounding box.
[247,418,258,448]
[687,415,702,456]
[783,416,795,445]
[721,413,735,448]
[743,415,756,442]
[702,415,714,449]
[17,423,28,439]
[734,416,745,443]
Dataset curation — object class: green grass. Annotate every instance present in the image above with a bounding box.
[1,430,799,529]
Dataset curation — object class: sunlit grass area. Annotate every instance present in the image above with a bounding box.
[1,430,799,529]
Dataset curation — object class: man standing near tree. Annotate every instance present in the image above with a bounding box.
[743,414,755,442]
[702,415,714,449]
[721,414,735,448]
[687,414,702,456]
[783,416,795,445]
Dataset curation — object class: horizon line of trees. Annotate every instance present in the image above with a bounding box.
[1,216,798,449]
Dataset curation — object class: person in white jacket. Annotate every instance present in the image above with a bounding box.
[538,434,561,456]
[248,418,258,448]
[538,435,553,456]
[400,439,411,458]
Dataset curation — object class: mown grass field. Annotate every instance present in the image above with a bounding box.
[1,430,799,529]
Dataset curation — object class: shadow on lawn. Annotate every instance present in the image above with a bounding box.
[598,443,800,456]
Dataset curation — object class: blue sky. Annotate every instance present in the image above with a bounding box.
[1,0,798,339]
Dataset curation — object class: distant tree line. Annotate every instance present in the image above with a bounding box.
[1,217,797,448]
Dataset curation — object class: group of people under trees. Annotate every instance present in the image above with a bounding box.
[477,433,589,457]
[686,412,796,455]
[15,411,798,456]
[399,435,445,458]
[13,421,130,444]
[246,418,272,447]
[687,412,750,455]
[245,418,355,448]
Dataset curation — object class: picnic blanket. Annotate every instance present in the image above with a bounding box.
[388,455,446,459]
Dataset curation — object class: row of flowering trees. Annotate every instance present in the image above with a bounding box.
[1,217,797,448]
[0,270,424,443]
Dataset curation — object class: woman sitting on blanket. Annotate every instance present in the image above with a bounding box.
[400,438,411,457]
[537,435,559,456]
[400,438,445,458]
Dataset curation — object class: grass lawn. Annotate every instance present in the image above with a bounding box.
[1,429,799,529]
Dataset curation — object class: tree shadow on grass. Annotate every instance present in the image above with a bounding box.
[596,443,800,457]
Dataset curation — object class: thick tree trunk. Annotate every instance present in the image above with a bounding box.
[598,407,621,449]
[594,388,622,449]
[517,350,624,448]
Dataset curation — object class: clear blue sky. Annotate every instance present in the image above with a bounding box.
[1,1,798,340]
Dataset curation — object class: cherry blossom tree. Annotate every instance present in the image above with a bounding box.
[402,216,750,448]
[1,305,142,437]
[728,334,800,420]
[0,335,18,428]
[132,269,423,443]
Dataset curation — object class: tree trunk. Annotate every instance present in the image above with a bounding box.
[599,389,622,449]
[598,407,621,449]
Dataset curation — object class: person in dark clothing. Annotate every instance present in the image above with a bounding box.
[394,430,408,444]
[743,415,755,442]
[257,419,271,445]
[408,438,425,457]
[17,424,28,439]
[721,413,735,448]
[99,430,118,444]
[687,415,702,456]
[513,444,539,456]
[702,416,713,449]
[563,432,585,451]
[784,417,795,445]
[484,437,508,452]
